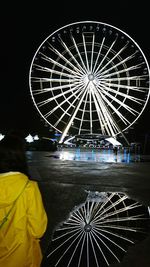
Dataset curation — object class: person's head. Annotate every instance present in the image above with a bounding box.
[0,132,29,176]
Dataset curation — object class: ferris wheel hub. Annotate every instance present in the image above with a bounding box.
[88,73,95,81]
[84,223,92,232]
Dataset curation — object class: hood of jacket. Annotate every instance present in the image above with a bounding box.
[0,172,28,208]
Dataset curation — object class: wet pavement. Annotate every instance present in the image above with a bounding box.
[26,148,150,267]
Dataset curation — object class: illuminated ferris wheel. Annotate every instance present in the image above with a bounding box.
[29,21,150,143]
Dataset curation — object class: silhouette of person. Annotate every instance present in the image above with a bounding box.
[113,146,118,155]
[0,132,48,267]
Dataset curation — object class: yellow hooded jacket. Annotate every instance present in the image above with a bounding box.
[0,172,48,267]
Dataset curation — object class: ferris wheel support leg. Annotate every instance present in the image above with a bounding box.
[118,131,130,146]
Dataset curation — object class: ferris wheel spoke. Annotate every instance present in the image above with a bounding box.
[85,202,92,223]
[93,90,116,135]
[92,37,105,73]
[89,89,93,134]
[94,227,134,245]
[100,82,145,103]
[71,208,87,222]
[98,62,145,79]
[71,35,88,72]
[33,64,81,79]
[78,234,86,267]
[66,233,85,267]
[44,88,83,119]
[91,89,110,135]
[100,87,139,115]
[97,223,145,234]
[91,231,120,264]
[59,37,87,75]
[54,231,84,267]
[92,196,127,224]
[96,203,142,223]
[32,81,79,95]
[97,224,138,233]
[100,80,147,95]
[47,41,85,76]
[86,234,90,267]
[52,227,82,242]
[87,203,93,223]
[82,34,90,72]
[98,89,131,125]
[78,90,89,135]
[56,225,81,232]
[90,34,95,72]
[31,77,79,83]
[94,37,117,74]
[76,206,88,222]
[89,233,101,267]
[93,88,122,136]
[96,215,147,225]
[70,213,85,224]
[47,228,82,258]
[85,201,91,224]
[93,228,128,252]
[99,75,148,84]
[98,50,138,77]
[97,194,127,216]
[59,82,90,143]
[98,42,129,75]
[99,85,140,115]
[98,72,148,91]
[81,204,88,223]
[92,193,116,220]
[89,202,103,224]
[54,86,86,127]
[37,82,83,108]
[40,52,83,77]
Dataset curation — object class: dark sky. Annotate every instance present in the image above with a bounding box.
[0,2,150,139]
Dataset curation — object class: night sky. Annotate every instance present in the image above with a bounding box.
[1,2,150,142]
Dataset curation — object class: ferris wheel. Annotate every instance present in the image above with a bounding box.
[29,21,150,143]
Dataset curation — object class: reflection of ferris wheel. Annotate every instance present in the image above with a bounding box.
[29,21,150,143]
[45,191,150,267]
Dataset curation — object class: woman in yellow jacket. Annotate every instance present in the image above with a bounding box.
[0,132,48,267]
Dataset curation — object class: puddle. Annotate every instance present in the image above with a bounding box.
[43,191,150,267]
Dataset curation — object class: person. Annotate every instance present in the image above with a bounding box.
[0,132,48,267]
[113,146,118,155]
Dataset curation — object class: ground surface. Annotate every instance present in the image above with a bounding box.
[27,148,150,267]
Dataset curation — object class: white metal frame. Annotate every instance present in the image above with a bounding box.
[29,21,150,143]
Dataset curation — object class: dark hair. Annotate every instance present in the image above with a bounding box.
[0,133,29,177]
